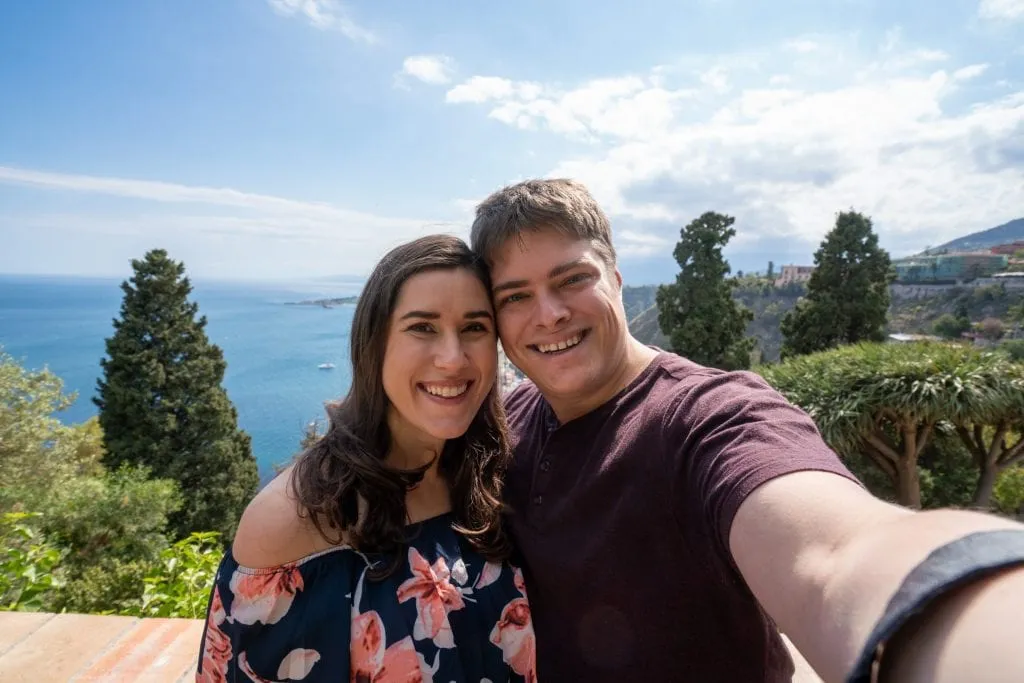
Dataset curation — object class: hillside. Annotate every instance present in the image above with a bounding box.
[928,217,1024,253]
[889,284,1024,334]
[627,280,1024,362]
[626,281,805,362]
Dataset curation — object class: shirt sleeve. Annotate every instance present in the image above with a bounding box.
[664,369,861,566]
[195,552,345,682]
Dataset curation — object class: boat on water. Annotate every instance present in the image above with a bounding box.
[318,362,335,370]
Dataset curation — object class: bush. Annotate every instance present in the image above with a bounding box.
[141,532,224,619]
[0,513,64,612]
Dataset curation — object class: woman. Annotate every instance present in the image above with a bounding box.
[195,235,537,682]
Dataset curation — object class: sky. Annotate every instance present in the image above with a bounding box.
[1,0,1022,286]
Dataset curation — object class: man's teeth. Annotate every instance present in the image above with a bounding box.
[423,383,469,398]
[537,333,583,354]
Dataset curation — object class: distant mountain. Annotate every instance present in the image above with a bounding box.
[927,217,1024,254]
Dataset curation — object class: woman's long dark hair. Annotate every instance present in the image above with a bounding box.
[290,234,512,577]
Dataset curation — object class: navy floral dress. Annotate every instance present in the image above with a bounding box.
[195,513,537,682]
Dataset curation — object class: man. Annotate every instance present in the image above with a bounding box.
[470,178,1024,682]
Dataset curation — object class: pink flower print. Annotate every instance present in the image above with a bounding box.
[513,567,527,597]
[475,561,502,590]
[490,598,537,683]
[351,610,428,683]
[228,565,304,625]
[396,547,465,649]
[236,648,321,683]
[278,649,321,680]
[196,586,233,683]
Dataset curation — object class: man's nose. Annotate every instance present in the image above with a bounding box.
[534,290,570,329]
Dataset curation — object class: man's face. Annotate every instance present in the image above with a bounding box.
[489,229,628,405]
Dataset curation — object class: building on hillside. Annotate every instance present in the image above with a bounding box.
[893,253,1008,283]
[775,265,815,286]
[990,241,1024,256]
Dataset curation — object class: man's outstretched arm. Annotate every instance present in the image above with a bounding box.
[730,471,1024,683]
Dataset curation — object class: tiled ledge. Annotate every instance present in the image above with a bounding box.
[0,611,203,682]
[0,611,823,683]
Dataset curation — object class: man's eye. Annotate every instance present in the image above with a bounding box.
[563,273,589,286]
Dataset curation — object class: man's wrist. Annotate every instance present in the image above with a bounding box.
[846,529,1024,683]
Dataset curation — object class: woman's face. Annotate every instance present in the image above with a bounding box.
[382,267,498,450]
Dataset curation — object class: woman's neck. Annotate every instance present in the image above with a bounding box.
[385,410,450,523]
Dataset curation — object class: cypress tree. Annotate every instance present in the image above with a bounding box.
[656,211,754,370]
[94,249,258,541]
[779,210,894,359]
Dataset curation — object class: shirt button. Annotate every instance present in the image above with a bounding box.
[533,495,543,506]
[539,460,551,473]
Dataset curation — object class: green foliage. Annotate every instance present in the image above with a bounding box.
[1000,340,1024,362]
[918,430,979,509]
[1,350,233,619]
[95,249,259,541]
[57,559,152,616]
[993,465,1024,516]
[656,212,754,370]
[141,532,223,619]
[0,353,104,513]
[0,513,64,612]
[780,210,894,358]
[932,313,970,340]
[41,465,181,571]
[760,341,1024,508]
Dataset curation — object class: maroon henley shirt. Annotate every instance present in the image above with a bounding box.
[503,351,858,681]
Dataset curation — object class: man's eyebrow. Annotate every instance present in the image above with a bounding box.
[492,257,591,294]
[548,257,590,279]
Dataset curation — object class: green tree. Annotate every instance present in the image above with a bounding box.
[766,261,775,281]
[0,351,104,513]
[95,249,258,541]
[760,342,1024,509]
[779,210,893,358]
[932,313,970,340]
[656,212,754,370]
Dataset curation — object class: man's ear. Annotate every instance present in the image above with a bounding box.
[614,268,623,289]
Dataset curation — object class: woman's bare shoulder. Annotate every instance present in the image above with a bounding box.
[231,465,346,569]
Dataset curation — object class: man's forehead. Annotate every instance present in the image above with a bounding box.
[490,232,593,271]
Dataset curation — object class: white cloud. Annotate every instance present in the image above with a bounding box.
[953,63,990,81]
[0,166,456,278]
[400,55,455,85]
[266,0,376,43]
[440,37,1024,255]
[979,0,1024,20]
[446,77,542,105]
[616,229,673,257]
[784,39,820,53]
[700,67,730,94]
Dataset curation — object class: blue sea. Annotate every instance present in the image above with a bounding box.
[0,273,363,481]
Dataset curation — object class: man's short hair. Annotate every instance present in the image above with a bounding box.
[470,178,617,267]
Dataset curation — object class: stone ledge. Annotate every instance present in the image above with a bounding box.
[0,612,823,682]
[0,611,203,682]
